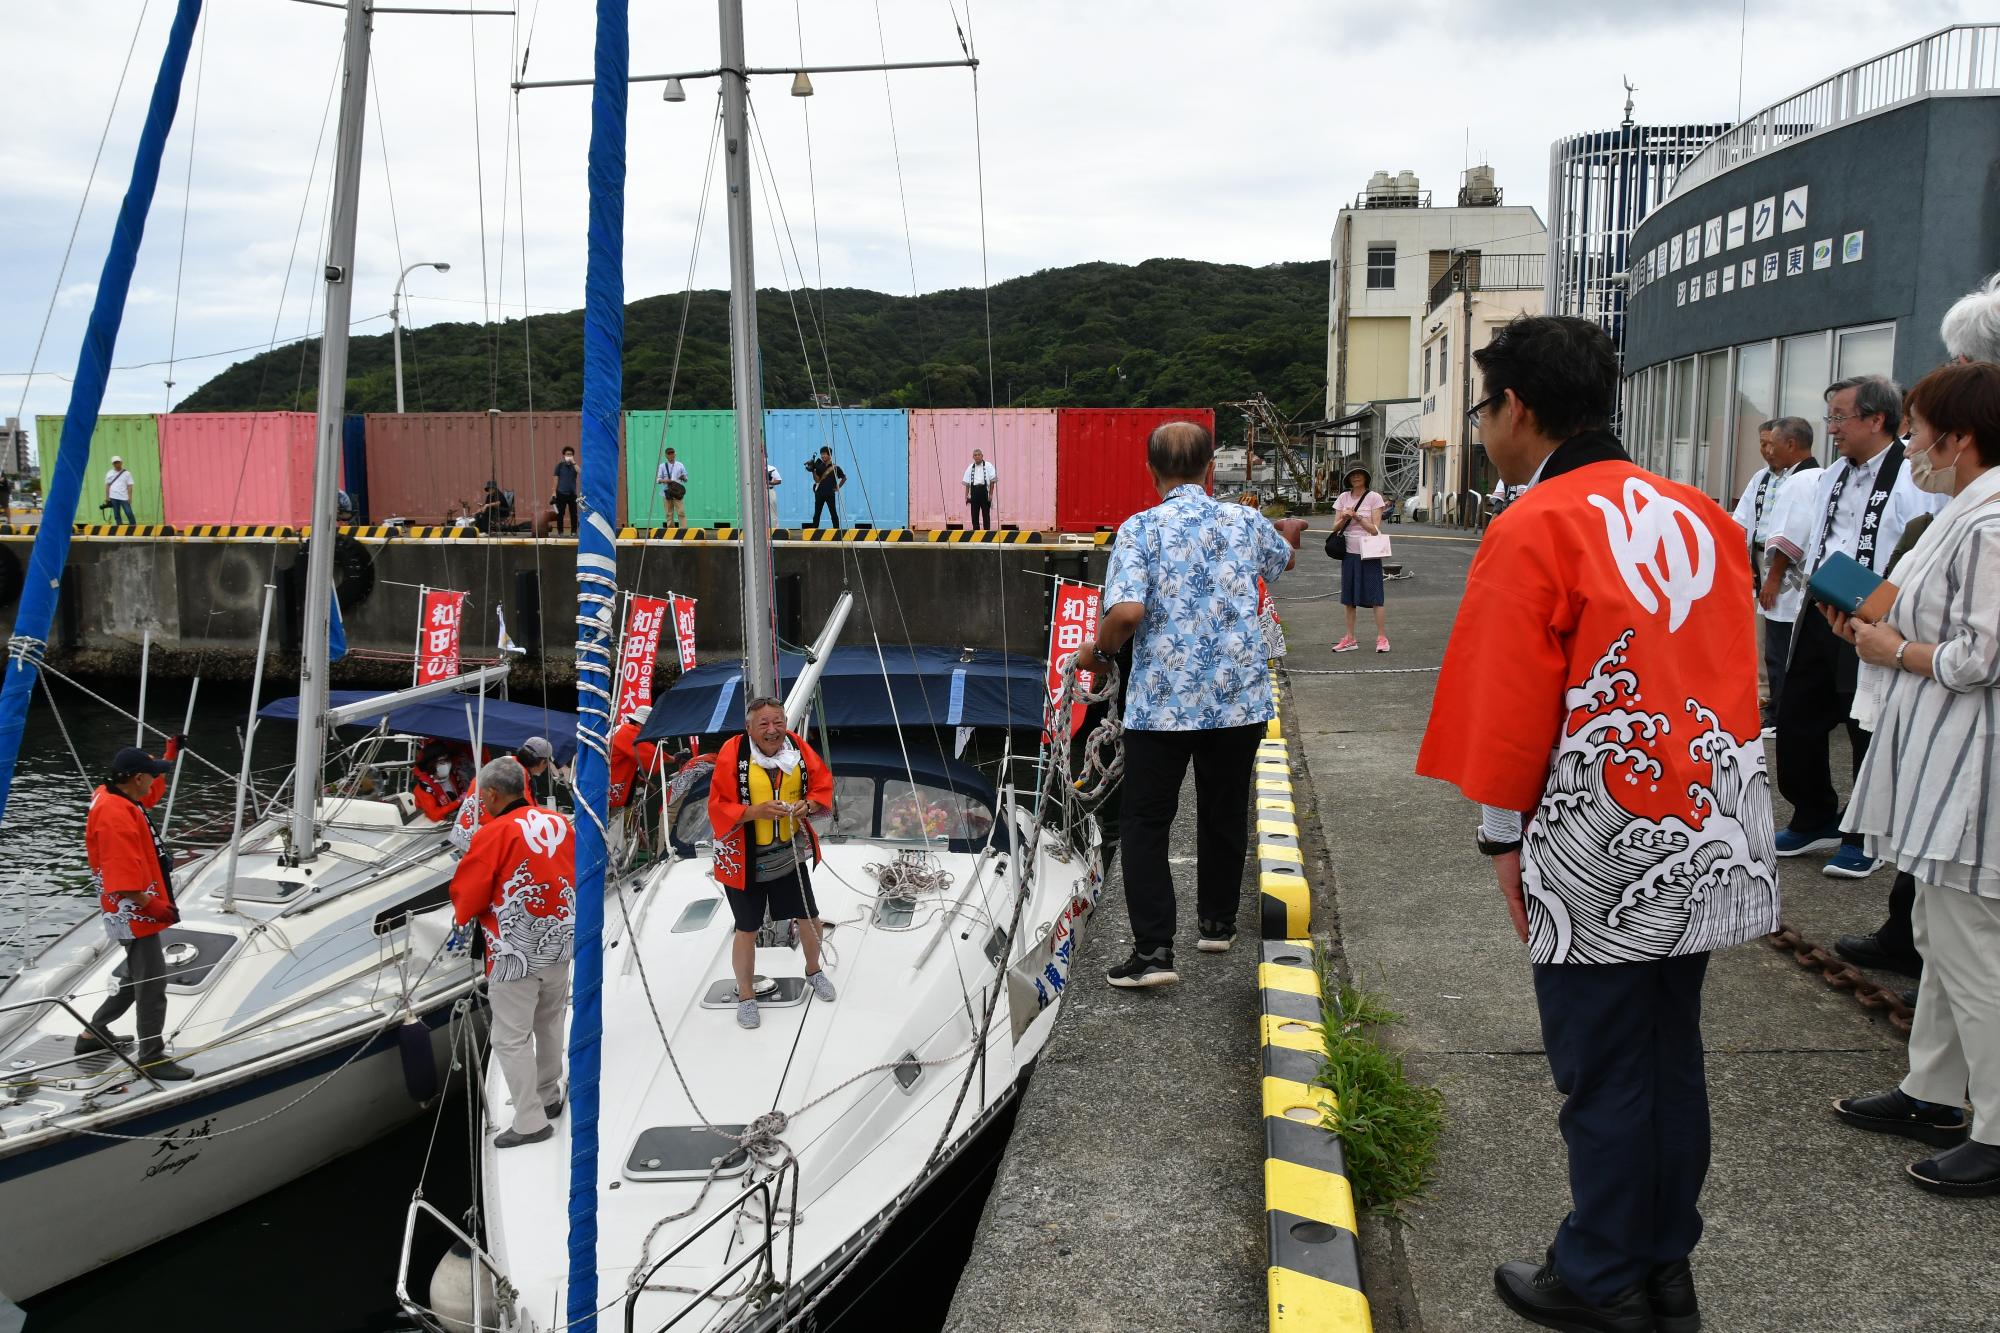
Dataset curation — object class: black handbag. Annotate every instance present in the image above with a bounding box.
[1324,527,1347,559]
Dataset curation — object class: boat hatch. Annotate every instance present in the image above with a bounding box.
[893,1051,922,1091]
[230,863,314,905]
[6,1035,123,1085]
[699,977,806,1009]
[623,1125,751,1183]
[873,895,918,930]
[115,927,238,991]
[670,898,720,934]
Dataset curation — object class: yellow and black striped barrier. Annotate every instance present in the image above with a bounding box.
[1257,666,1309,940]
[922,528,1043,544]
[616,526,741,541]
[1260,940,1371,1331]
[777,527,915,542]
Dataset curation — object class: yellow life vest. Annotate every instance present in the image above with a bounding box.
[745,759,805,846]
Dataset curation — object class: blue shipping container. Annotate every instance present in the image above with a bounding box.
[764,409,909,529]
[342,414,369,523]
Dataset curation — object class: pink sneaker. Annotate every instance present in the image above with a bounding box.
[1332,636,1360,653]
[1375,636,1391,653]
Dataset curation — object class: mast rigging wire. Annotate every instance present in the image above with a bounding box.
[163,3,210,411]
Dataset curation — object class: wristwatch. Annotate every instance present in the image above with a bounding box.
[1475,832,1522,857]
[1893,639,1911,670]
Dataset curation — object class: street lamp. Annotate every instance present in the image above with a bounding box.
[392,260,451,412]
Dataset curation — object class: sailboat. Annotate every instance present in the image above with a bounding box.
[396,3,1116,1330]
[0,0,508,1302]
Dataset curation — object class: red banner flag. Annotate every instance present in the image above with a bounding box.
[416,590,469,684]
[1045,581,1101,739]
[669,594,698,673]
[616,595,672,727]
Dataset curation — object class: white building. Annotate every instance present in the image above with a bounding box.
[1414,256,1546,522]
[1326,168,1548,418]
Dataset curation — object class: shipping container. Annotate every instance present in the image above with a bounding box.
[158,412,327,527]
[361,412,624,526]
[907,408,1057,530]
[37,413,164,525]
[623,410,739,528]
[343,414,369,523]
[764,409,909,529]
[1055,407,1217,531]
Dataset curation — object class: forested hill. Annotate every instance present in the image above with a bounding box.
[177,257,1329,437]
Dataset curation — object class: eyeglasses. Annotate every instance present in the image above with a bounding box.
[1466,394,1498,426]
[1822,411,1875,425]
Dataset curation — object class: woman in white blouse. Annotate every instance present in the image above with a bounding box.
[1828,362,2000,1197]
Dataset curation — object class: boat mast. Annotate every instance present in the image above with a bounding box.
[289,0,372,859]
[720,0,776,699]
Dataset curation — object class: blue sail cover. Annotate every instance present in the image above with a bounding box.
[0,0,204,823]
[257,692,578,763]
[637,645,1049,741]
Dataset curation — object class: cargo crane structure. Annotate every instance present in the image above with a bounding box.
[1222,394,1319,503]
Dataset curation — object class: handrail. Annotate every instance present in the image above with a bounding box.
[0,994,165,1091]
[397,1195,525,1333]
[629,1158,801,1333]
[1667,23,2000,200]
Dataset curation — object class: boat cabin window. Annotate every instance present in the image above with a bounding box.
[881,780,995,844]
[825,775,876,839]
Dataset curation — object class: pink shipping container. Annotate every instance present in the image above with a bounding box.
[1056,407,1217,531]
[361,412,625,526]
[158,412,334,526]
[906,409,1057,531]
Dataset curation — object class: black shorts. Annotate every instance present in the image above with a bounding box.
[726,863,819,933]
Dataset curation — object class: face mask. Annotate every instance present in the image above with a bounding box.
[1906,436,1958,495]
[434,761,453,778]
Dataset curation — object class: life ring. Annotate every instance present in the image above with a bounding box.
[0,546,20,611]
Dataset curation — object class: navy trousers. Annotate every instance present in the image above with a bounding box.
[1532,952,1711,1305]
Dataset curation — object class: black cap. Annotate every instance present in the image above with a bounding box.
[113,746,172,779]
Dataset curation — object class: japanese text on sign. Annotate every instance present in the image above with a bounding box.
[416,590,469,684]
[669,594,698,673]
[1044,581,1100,739]
[616,595,671,727]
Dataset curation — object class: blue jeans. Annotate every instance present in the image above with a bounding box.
[108,499,136,525]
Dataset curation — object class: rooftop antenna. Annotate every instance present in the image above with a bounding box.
[1621,76,1636,129]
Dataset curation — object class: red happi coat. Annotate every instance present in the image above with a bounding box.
[1416,433,1780,965]
[706,731,834,891]
[88,785,177,941]
[449,800,577,981]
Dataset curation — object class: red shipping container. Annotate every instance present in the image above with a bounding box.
[908,408,1057,530]
[159,412,334,526]
[361,412,626,526]
[1055,407,1217,531]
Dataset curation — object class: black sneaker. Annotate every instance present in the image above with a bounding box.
[1648,1257,1699,1333]
[1196,919,1237,953]
[73,1031,133,1057]
[1106,948,1179,989]
[494,1125,555,1149]
[1831,1088,1969,1148]
[1493,1250,1653,1333]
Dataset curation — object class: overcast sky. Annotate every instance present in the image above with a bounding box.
[0,0,1982,445]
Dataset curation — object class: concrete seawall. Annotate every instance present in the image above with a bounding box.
[0,532,1104,684]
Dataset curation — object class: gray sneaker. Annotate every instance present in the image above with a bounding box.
[736,998,760,1029]
[806,970,837,1002]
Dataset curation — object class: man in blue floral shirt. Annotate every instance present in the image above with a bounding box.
[1077,420,1295,986]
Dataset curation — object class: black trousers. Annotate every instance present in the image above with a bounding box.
[553,493,577,533]
[1118,723,1264,954]
[1876,869,1919,962]
[810,492,841,528]
[968,486,992,530]
[1534,952,1711,1305]
[1774,611,1868,845]
[1760,616,1791,725]
[91,933,169,1050]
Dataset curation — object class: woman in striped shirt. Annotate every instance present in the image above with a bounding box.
[1828,362,2000,1198]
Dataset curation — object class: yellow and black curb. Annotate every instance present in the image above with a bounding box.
[1261,940,1371,1331]
[1258,666,1309,940]
[922,527,1042,543]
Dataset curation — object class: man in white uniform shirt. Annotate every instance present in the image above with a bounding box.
[963,449,997,530]
[1764,376,1943,879]
[1735,417,1820,734]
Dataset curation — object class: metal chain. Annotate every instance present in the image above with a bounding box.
[1764,924,1914,1036]
[1285,665,1442,676]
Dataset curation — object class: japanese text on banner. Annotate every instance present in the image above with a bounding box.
[1045,581,1100,738]
[416,590,469,684]
[669,594,698,673]
[616,595,671,727]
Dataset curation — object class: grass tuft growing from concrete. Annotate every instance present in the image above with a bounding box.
[1314,955,1445,1216]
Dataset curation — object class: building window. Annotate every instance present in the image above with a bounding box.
[1439,334,1448,386]
[1835,324,1895,381]
[1423,346,1433,393]
[1366,245,1396,289]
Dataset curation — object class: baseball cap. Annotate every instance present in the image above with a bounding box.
[516,736,554,763]
[113,746,172,779]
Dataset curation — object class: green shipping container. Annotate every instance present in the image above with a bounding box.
[36,413,164,525]
[622,410,740,528]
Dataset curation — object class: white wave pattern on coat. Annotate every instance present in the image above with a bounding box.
[1523,630,1779,965]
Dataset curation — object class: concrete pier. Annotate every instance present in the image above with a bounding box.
[947,523,2000,1332]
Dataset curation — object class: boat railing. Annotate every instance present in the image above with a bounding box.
[629,1157,802,1333]
[397,1195,532,1333]
[0,994,165,1091]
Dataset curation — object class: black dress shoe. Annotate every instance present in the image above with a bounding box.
[493,1125,554,1149]
[1832,1088,1969,1148]
[1833,933,1923,978]
[1908,1139,2000,1197]
[1649,1257,1699,1333]
[73,1031,134,1057]
[1494,1250,1654,1332]
[544,1095,564,1120]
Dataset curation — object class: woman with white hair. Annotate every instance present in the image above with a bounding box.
[1941,270,2000,365]
[1828,362,2000,1197]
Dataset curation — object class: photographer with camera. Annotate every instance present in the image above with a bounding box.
[805,445,845,529]
[103,456,137,526]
